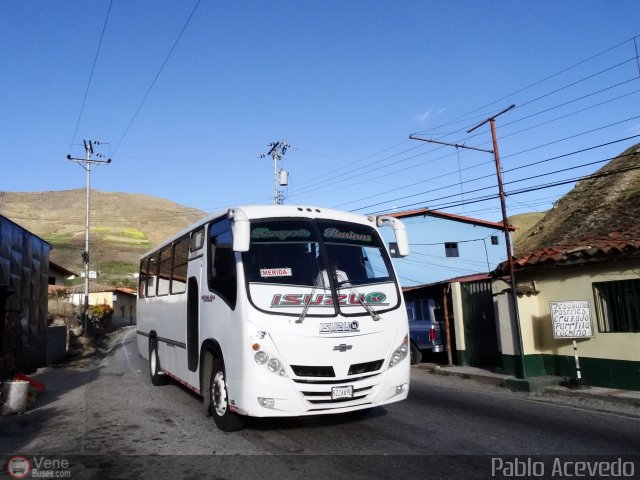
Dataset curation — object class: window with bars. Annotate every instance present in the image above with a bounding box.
[593,279,640,333]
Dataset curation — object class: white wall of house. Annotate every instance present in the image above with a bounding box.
[493,260,640,363]
[450,282,466,352]
[69,290,137,326]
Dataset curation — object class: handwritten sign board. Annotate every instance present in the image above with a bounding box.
[550,301,593,339]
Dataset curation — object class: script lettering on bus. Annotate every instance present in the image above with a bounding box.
[251,228,311,241]
[322,228,372,242]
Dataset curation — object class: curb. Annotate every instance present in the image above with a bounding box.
[414,363,640,410]
[414,363,508,387]
[542,385,640,408]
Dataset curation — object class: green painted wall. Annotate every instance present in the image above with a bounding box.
[456,350,469,366]
[501,354,640,390]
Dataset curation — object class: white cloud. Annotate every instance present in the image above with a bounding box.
[413,107,446,123]
[413,109,432,122]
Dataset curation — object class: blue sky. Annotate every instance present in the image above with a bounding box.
[2,1,640,284]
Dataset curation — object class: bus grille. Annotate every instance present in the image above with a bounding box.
[292,373,378,385]
[290,365,335,377]
[348,359,384,375]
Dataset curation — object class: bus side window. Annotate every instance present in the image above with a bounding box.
[191,227,205,252]
[171,236,189,294]
[139,257,148,298]
[147,254,157,297]
[157,246,172,296]
[208,218,237,309]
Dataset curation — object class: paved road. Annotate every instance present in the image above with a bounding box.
[1,327,639,478]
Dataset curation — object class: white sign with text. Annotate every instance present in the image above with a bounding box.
[550,301,593,339]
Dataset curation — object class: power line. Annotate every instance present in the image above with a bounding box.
[112,0,201,156]
[292,103,640,204]
[69,0,113,152]
[415,35,638,135]
[367,159,640,215]
[336,133,640,211]
[348,136,640,213]
[499,77,639,130]
[513,57,637,111]
[290,35,640,203]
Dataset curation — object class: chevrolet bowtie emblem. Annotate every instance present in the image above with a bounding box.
[333,344,352,352]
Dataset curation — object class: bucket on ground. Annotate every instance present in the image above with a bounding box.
[1,380,30,415]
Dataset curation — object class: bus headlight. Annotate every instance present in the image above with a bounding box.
[254,351,269,365]
[267,358,281,373]
[388,335,409,368]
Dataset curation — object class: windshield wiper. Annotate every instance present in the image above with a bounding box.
[335,273,380,321]
[296,273,323,324]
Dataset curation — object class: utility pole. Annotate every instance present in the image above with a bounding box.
[410,104,527,379]
[259,139,290,205]
[67,140,111,336]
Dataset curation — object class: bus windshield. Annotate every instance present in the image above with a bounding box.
[242,219,399,317]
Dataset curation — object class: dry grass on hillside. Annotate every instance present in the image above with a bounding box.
[515,143,640,254]
[0,189,205,274]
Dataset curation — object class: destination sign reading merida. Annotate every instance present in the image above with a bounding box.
[550,301,593,339]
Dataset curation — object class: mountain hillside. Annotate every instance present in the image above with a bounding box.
[0,189,205,284]
[507,212,546,246]
[514,142,640,255]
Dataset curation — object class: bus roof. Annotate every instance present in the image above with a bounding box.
[141,205,379,258]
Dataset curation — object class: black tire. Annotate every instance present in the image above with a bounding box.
[410,342,422,365]
[149,339,169,386]
[207,357,245,432]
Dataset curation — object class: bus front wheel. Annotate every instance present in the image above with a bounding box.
[208,357,245,432]
[149,339,169,386]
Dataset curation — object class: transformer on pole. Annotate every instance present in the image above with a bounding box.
[260,139,290,205]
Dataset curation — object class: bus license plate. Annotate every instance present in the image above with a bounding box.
[331,385,354,400]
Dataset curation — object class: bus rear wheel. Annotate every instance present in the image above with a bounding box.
[208,357,245,432]
[149,339,169,386]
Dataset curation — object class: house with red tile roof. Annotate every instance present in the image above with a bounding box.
[491,143,640,391]
[66,284,137,328]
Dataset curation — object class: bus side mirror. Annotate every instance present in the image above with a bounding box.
[228,208,250,252]
[377,216,409,257]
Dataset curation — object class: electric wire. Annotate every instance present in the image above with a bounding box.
[292,39,640,200]
[415,35,638,134]
[293,103,640,203]
[112,0,201,156]
[366,160,640,215]
[69,0,113,153]
[343,134,640,213]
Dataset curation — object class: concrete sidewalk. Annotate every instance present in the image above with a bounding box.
[415,362,640,408]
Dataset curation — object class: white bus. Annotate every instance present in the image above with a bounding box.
[137,205,411,431]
